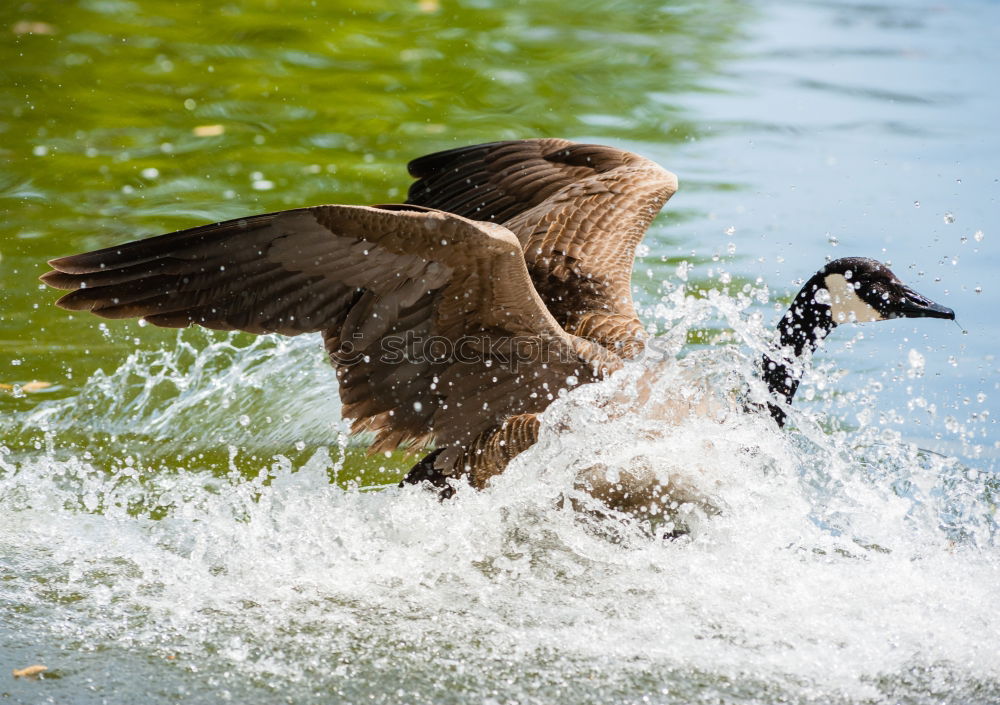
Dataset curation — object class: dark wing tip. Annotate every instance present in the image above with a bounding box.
[45,251,117,275]
[46,254,81,272]
[50,249,104,270]
[39,268,71,288]
[53,289,96,311]
[406,140,508,178]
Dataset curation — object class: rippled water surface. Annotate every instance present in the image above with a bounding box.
[2,0,998,703]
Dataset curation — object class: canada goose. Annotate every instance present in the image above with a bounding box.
[40,139,954,506]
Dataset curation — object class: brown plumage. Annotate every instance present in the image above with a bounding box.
[41,139,678,490]
[407,139,676,353]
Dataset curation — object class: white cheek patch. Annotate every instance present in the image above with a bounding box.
[822,273,885,323]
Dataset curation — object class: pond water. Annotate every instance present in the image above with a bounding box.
[2,0,998,703]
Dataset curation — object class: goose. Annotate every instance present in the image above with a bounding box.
[40,139,955,510]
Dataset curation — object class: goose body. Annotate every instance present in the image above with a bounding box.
[41,139,954,515]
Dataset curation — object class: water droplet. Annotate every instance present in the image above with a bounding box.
[960,236,968,244]
[913,201,920,208]
[238,415,250,427]
[726,242,736,255]
[724,226,735,236]
[32,145,48,156]
[827,233,839,246]
[974,286,982,294]
[183,98,196,110]
[252,179,274,191]
[294,441,306,451]
[412,401,423,412]
[974,230,984,242]
[140,167,159,179]
[977,392,987,403]
[943,212,955,224]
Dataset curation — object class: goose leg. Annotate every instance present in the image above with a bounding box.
[399,448,454,499]
[400,414,541,498]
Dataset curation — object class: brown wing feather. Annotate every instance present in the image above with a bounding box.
[407,139,601,223]
[42,204,620,456]
[406,139,678,352]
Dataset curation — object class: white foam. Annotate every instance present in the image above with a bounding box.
[1,292,997,703]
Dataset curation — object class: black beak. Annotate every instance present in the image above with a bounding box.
[892,286,955,320]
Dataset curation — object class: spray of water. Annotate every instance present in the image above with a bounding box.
[1,287,997,704]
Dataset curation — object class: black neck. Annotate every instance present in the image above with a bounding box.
[760,273,836,426]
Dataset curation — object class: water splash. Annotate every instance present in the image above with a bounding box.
[1,291,998,704]
[8,329,346,453]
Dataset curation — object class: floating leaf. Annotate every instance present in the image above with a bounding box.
[193,124,225,137]
[12,21,56,35]
[12,665,47,678]
[1,380,52,394]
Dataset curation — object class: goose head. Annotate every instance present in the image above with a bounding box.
[805,257,955,325]
[780,257,954,353]
[764,257,954,425]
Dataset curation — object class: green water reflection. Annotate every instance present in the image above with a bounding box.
[1,0,746,410]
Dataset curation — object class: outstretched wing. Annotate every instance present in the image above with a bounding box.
[42,205,620,455]
[406,139,678,351]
